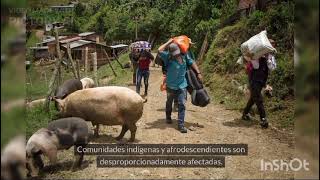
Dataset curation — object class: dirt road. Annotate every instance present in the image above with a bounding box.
[44,67,294,179]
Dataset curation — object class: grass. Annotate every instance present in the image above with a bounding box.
[26,104,58,138]
[26,52,132,138]
[201,7,295,132]
[95,52,132,86]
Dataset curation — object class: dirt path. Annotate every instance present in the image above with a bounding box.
[44,67,294,179]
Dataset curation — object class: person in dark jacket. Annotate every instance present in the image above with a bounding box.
[129,49,140,84]
[242,40,277,128]
[242,56,270,128]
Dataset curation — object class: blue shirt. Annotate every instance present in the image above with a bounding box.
[159,51,194,90]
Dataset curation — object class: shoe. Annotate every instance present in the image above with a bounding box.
[241,114,251,121]
[166,118,173,124]
[260,118,269,128]
[178,126,188,133]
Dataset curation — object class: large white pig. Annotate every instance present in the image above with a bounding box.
[53,86,145,142]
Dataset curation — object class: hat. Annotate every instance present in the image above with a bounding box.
[169,43,181,56]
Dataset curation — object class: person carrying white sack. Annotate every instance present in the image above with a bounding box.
[250,39,277,71]
[242,39,277,128]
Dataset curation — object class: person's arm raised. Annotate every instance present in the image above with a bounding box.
[158,38,174,52]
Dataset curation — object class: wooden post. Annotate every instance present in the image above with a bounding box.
[91,52,98,86]
[114,54,124,69]
[85,47,88,76]
[44,28,63,111]
[76,50,81,78]
[44,71,48,87]
[103,49,117,77]
[75,58,80,79]
[57,63,62,85]
[67,43,79,79]
[197,32,209,63]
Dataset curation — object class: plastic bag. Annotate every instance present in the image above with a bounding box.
[173,35,191,54]
[241,30,276,60]
[236,56,244,64]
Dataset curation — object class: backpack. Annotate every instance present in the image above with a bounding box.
[185,66,210,107]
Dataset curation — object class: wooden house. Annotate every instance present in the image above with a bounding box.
[60,40,114,68]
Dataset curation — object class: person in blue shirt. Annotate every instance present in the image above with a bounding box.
[158,38,202,133]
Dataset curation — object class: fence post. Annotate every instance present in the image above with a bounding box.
[67,43,79,79]
[91,52,98,86]
[44,28,63,112]
[103,49,117,77]
[85,47,88,76]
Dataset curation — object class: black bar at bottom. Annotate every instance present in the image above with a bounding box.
[97,156,225,168]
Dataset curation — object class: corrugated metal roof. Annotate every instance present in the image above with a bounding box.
[38,36,66,44]
[78,32,95,37]
[59,37,82,44]
[62,40,93,49]
[30,46,49,50]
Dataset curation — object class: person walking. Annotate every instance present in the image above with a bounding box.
[158,38,202,133]
[242,39,277,128]
[129,48,140,85]
[136,49,154,96]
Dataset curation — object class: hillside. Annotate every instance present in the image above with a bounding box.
[201,2,294,131]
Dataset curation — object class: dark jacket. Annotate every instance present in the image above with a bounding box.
[249,57,269,87]
[139,50,154,60]
[129,52,140,64]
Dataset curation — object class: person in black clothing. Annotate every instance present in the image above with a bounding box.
[129,49,140,84]
[242,56,269,128]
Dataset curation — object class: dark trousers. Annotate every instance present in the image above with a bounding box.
[132,63,138,84]
[166,88,187,127]
[243,82,266,119]
[136,69,150,94]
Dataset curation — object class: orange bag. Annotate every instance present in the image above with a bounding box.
[173,35,191,54]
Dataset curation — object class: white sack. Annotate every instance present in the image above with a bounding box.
[241,30,276,60]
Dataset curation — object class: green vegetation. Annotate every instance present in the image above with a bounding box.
[29,0,224,54]
[26,104,57,138]
[96,52,132,86]
[26,30,40,47]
